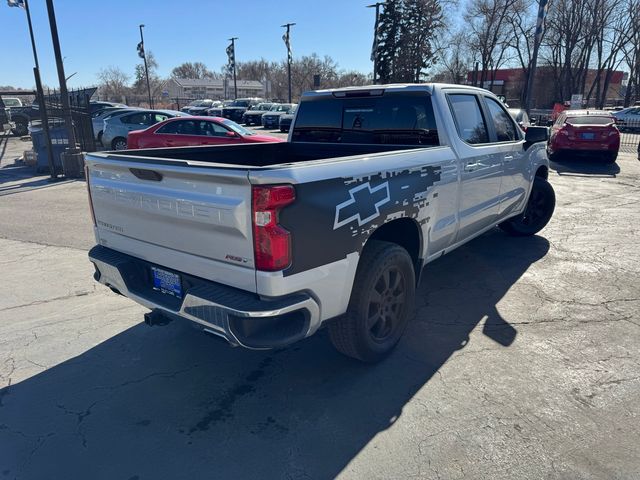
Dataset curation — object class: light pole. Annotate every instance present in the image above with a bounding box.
[7,0,57,179]
[139,25,153,108]
[228,37,238,99]
[45,0,79,152]
[367,3,383,84]
[524,0,549,114]
[281,23,295,103]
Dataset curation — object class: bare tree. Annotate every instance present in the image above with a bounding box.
[465,0,520,87]
[171,62,217,79]
[97,66,130,101]
[622,0,640,105]
[432,31,473,83]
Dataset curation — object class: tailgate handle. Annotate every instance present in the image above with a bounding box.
[130,168,163,181]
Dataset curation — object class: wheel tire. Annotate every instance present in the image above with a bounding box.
[499,177,556,237]
[328,240,416,363]
[604,151,618,164]
[13,121,28,137]
[111,137,128,150]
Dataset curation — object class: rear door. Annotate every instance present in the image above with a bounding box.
[445,92,503,241]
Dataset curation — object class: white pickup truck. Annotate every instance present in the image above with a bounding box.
[85,84,555,362]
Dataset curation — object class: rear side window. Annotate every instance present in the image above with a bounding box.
[447,94,489,144]
[291,92,439,146]
[485,97,518,142]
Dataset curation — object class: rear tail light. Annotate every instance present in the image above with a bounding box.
[252,185,295,271]
[85,165,97,227]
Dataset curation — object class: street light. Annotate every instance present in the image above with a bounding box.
[7,0,57,180]
[281,23,295,103]
[228,37,238,99]
[367,3,384,84]
[138,24,153,108]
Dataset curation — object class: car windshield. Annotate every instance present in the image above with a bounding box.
[231,100,251,107]
[256,103,273,111]
[3,98,21,107]
[566,116,614,125]
[222,119,254,135]
[190,100,213,107]
[270,104,291,112]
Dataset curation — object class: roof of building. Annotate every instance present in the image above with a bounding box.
[171,78,263,88]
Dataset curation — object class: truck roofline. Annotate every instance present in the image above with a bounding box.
[303,83,491,97]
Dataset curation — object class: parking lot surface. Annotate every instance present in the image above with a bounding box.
[1,133,639,479]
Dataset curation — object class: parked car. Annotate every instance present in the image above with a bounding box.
[181,99,219,115]
[92,107,139,143]
[242,103,275,125]
[222,98,264,123]
[2,97,23,108]
[86,83,553,362]
[262,103,296,129]
[508,108,533,131]
[547,110,620,163]
[90,101,126,114]
[102,109,188,150]
[278,105,297,132]
[0,98,14,134]
[206,100,232,117]
[127,116,284,149]
[612,107,640,132]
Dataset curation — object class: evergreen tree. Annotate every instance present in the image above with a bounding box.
[375,0,443,83]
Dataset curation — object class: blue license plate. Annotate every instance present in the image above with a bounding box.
[581,133,595,140]
[152,267,182,298]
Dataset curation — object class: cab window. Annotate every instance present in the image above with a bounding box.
[447,94,489,145]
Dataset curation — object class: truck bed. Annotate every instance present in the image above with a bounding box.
[98,142,423,168]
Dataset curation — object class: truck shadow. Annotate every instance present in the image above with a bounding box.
[0,230,549,479]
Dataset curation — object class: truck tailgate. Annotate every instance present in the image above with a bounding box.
[85,154,256,291]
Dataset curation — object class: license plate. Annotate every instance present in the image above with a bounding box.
[151,267,182,298]
[581,133,595,140]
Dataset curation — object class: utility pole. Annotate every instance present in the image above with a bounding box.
[228,37,238,99]
[139,25,153,108]
[45,0,78,153]
[367,3,383,84]
[281,23,295,103]
[524,0,549,114]
[7,0,56,179]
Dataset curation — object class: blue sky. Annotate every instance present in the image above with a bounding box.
[1,0,381,89]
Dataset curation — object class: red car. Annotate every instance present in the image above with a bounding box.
[547,110,620,163]
[127,116,284,149]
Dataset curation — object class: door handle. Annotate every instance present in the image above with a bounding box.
[465,161,481,172]
[504,155,514,163]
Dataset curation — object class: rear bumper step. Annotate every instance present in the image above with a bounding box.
[89,245,320,349]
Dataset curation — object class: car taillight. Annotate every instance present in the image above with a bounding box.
[252,185,295,271]
[85,165,97,227]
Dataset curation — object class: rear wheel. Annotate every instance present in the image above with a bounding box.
[13,121,28,137]
[111,137,127,150]
[328,240,415,363]
[499,177,555,237]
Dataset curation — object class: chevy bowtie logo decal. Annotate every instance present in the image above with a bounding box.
[334,182,391,230]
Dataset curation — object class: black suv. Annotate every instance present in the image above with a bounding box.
[221,98,264,123]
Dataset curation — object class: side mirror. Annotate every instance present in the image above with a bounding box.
[525,126,548,144]
[226,131,237,137]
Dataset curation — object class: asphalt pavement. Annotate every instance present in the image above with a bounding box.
[1,133,639,480]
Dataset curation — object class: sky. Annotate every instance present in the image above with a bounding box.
[0,0,382,90]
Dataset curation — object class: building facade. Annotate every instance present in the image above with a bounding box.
[165,78,265,100]
[466,67,625,108]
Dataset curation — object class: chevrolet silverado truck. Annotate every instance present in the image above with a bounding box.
[85,84,554,362]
